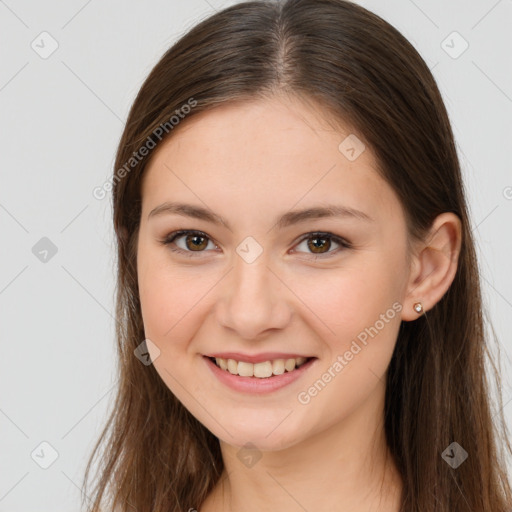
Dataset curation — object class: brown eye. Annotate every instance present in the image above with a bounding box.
[307,236,332,254]
[294,232,351,258]
[162,230,217,258]
[184,233,208,251]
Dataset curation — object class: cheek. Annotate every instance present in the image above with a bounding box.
[138,250,221,357]
[290,271,402,425]
[139,273,198,342]
[137,242,209,328]
[137,261,209,399]
[138,247,186,340]
[289,259,403,383]
[295,265,400,333]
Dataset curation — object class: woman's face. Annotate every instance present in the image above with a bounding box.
[137,94,413,451]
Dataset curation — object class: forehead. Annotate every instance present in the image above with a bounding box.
[140,95,399,223]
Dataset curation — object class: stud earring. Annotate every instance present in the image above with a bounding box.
[413,302,423,314]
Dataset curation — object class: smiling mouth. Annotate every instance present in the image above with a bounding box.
[208,356,314,378]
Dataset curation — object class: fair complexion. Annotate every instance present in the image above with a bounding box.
[136,93,462,512]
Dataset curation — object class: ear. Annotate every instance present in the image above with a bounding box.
[401,212,462,321]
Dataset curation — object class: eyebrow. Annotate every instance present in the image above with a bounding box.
[147,201,374,230]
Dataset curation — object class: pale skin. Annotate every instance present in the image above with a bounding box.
[136,93,462,512]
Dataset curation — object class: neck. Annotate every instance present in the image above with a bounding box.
[201,381,403,512]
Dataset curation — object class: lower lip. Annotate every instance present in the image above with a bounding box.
[203,356,317,394]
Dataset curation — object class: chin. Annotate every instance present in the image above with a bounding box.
[209,415,307,453]
[220,432,302,454]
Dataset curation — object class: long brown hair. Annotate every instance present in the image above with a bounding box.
[82,1,512,510]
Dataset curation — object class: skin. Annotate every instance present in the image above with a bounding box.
[136,93,462,512]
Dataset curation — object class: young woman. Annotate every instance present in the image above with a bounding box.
[82,1,512,511]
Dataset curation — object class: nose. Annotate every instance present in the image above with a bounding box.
[215,253,292,340]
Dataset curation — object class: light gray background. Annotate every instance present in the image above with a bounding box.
[1,0,511,510]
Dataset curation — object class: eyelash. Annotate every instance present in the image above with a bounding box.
[160,230,352,259]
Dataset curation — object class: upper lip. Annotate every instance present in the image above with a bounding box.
[204,352,314,364]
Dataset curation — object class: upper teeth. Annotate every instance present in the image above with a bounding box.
[215,357,308,378]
